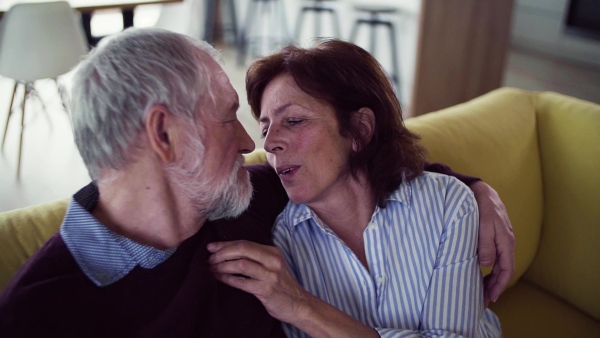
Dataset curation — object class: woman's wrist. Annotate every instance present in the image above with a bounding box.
[287,292,379,338]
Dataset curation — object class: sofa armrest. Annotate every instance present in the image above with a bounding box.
[404,87,544,287]
[0,198,69,292]
[524,91,600,321]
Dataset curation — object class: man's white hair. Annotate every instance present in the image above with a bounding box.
[70,27,222,179]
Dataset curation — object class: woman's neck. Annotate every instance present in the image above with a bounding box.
[308,174,376,269]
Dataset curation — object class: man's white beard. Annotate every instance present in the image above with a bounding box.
[166,134,253,221]
[203,158,253,220]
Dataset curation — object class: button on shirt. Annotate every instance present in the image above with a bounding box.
[60,183,176,287]
[273,172,501,337]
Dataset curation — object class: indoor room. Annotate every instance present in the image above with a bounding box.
[0,0,598,336]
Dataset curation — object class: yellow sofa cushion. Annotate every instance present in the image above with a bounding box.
[524,92,600,321]
[0,199,68,291]
[490,281,600,337]
[405,88,544,286]
[243,149,267,165]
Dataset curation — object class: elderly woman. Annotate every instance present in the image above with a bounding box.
[209,40,503,337]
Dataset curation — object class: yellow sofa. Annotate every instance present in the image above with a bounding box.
[1,88,599,337]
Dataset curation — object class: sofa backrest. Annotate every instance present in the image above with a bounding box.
[523,92,600,321]
[405,88,545,287]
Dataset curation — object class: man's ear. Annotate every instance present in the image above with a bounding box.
[351,107,376,152]
[146,104,177,163]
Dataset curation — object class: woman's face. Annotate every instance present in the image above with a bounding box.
[259,73,354,206]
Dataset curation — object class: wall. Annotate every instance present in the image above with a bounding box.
[511,0,600,69]
[410,0,515,117]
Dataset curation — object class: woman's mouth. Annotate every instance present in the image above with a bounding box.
[277,166,300,176]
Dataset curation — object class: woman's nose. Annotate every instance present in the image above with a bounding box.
[263,128,284,154]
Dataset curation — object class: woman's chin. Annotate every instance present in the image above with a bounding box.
[286,191,310,206]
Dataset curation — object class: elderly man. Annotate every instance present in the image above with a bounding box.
[0,28,514,337]
[0,28,286,337]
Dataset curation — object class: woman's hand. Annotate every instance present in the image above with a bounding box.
[207,240,310,323]
[470,181,516,307]
[208,241,380,338]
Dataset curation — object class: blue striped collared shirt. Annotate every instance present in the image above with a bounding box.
[273,172,501,337]
[60,183,176,287]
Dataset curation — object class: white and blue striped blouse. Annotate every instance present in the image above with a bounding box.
[273,172,501,337]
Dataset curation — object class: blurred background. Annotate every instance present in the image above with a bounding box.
[0,0,599,212]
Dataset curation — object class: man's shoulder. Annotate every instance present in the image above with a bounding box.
[1,233,80,294]
[414,171,473,196]
[247,164,280,189]
[0,233,90,334]
[414,172,477,222]
[399,172,476,219]
[217,164,288,233]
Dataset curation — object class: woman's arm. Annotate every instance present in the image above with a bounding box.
[207,185,490,338]
[416,182,483,336]
[425,161,515,306]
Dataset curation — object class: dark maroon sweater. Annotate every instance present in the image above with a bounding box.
[0,163,478,337]
[0,165,288,338]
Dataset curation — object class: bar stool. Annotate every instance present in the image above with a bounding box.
[204,0,238,45]
[237,0,291,66]
[350,5,401,98]
[294,0,341,40]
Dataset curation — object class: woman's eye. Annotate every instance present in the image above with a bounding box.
[287,118,304,126]
[261,127,268,138]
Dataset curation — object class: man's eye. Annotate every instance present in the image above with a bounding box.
[261,127,268,138]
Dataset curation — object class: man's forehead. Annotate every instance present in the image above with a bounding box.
[197,51,224,75]
[196,53,239,114]
[198,53,232,91]
[209,70,238,104]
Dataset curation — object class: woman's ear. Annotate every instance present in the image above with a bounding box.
[351,107,376,151]
[145,104,177,163]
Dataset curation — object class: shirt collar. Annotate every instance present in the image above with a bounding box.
[280,178,413,232]
[60,182,176,287]
[386,178,412,206]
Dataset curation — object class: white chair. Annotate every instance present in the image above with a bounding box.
[136,0,237,44]
[0,1,88,177]
[153,0,204,38]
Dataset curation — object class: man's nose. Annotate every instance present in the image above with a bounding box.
[236,121,255,154]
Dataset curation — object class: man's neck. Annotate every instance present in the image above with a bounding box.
[92,170,206,250]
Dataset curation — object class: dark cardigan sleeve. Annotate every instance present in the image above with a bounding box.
[424,161,482,186]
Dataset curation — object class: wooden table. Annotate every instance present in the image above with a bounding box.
[0,0,182,46]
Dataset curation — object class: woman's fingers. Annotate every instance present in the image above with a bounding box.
[208,240,284,271]
[208,240,310,323]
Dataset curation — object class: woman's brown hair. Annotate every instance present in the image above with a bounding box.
[246,39,425,207]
